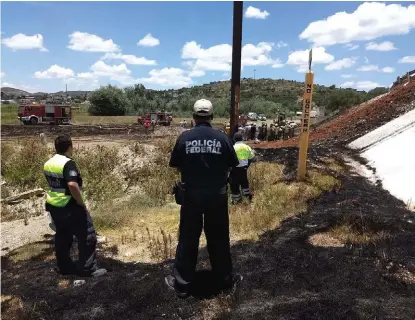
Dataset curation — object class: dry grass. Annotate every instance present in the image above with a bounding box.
[94,153,340,262]
[230,163,340,241]
[328,222,391,245]
[1,134,340,264]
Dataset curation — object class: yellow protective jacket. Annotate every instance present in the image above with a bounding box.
[233,142,255,167]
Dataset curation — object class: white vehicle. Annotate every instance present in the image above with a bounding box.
[248,112,258,121]
[258,114,267,121]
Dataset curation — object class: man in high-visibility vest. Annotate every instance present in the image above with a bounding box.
[229,132,256,204]
[44,135,106,277]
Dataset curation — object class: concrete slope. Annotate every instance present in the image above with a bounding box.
[348,109,415,208]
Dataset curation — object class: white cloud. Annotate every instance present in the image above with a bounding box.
[296,65,309,73]
[0,72,5,78]
[1,81,15,87]
[137,68,192,88]
[101,52,157,65]
[77,72,96,79]
[300,2,415,46]
[357,64,379,72]
[89,61,135,85]
[286,47,334,69]
[340,80,383,91]
[341,74,354,78]
[242,42,276,66]
[70,61,136,86]
[182,41,281,75]
[90,61,130,77]
[325,57,357,71]
[34,65,74,79]
[398,56,415,63]
[244,6,270,19]
[365,41,397,51]
[137,33,160,47]
[2,33,48,51]
[345,43,359,51]
[357,64,395,73]
[272,59,284,68]
[189,70,206,77]
[381,67,395,73]
[68,32,120,52]
[276,41,288,48]
[364,57,370,64]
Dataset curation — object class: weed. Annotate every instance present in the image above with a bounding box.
[146,227,175,262]
[1,140,51,189]
[74,145,123,207]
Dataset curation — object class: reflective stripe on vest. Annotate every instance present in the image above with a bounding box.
[44,154,73,207]
[234,142,255,167]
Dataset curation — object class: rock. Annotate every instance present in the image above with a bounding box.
[97,236,107,243]
[74,280,86,287]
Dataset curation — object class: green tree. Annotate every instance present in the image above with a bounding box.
[366,87,389,100]
[88,85,130,116]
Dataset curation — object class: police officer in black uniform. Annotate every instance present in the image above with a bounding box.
[165,99,243,298]
[44,135,107,277]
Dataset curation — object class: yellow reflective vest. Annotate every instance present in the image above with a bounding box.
[44,154,84,207]
[234,142,255,167]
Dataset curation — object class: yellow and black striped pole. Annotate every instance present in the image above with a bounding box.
[297,49,314,181]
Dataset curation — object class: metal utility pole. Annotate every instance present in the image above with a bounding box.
[230,1,243,137]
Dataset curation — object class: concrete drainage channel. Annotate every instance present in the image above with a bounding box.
[342,155,381,187]
[346,109,415,211]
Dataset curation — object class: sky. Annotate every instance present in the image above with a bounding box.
[1,1,415,93]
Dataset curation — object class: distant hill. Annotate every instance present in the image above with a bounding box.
[1,87,30,97]
[1,87,91,98]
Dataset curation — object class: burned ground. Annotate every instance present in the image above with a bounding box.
[2,146,414,320]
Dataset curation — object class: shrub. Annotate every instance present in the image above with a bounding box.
[88,85,131,116]
[1,140,51,189]
[74,145,123,206]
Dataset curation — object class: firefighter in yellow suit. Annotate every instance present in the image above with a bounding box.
[229,132,256,204]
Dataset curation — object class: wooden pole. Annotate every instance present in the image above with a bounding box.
[230,1,243,137]
[297,50,315,181]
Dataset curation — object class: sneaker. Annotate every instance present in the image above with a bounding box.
[223,273,243,290]
[91,268,107,277]
[164,275,189,298]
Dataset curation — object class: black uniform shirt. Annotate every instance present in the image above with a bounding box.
[63,159,83,189]
[170,122,239,190]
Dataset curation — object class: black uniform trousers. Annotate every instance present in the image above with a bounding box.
[47,202,98,275]
[173,190,232,290]
[229,166,251,202]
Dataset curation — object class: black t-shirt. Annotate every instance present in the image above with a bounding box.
[169,123,239,190]
[63,160,83,188]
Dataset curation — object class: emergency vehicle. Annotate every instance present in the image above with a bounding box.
[137,111,173,126]
[18,104,72,125]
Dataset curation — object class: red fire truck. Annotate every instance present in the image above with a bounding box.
[18,104,72,125]
[137,111,173,126]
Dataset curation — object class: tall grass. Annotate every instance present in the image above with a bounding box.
[1,136,342,263]
[1,139,51,189]
[230,162,340,240]
[1,104,20,125]
[1,140,125,207]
